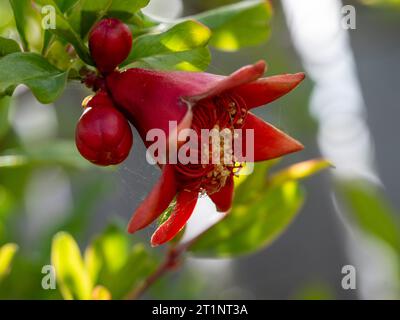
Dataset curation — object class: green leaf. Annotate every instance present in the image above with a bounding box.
[36,0,93,64]
[234,160,278,204]
[40,0,80,56]
[49,14,93,64]
[51,232,92,300]
[0,37,21,58]
[0,140,91,169]
[68,0,149,38]
[124,20,212,71]
[9,0,30,50]
[0,97,11,140]
[0,186,14,222]
[361,0,400,7]
[108,0,151,20]
[293,283,335,300]
[269,159,332,186]
[0,53,68,104]
[84,225,129,284]
[192,0,273,51]
[0,243,18,281]
[337,180,400,254]
[77,0,113,37]
[190,161,305,257]
[92,285,112,300]
[0,1,14,32]
[45,40,77,70]
[84,225,157,299]
[134,47,211,72]
[128,11,160,37]
[54,0,81,13]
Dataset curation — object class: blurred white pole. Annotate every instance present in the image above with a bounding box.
[281,0,378,183]
[281,0,398,299]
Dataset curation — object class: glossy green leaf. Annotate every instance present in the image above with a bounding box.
[0,37,20,57]
[54,0,81,13]
[134,47,211,72]
[189,160,329,257]
[108,0,150,20]
[35,0,93,63]
[128,11,159,37]
[68,0,149,38]
[0,243,18,281]
[77,0,113,37]
[124,20,211,71]
[337,180,400,254]
[84,225,129,284]
[234,161,278,204]
[190,161,305,257]
[45,40,77,70]
[84,225,157,299]
[0,53,68,104]
[192,0,273,51]
[49,15,92,64]
[9,0,30,50]
[190,180,304,257]
[51,232,92,300]
[269,159,332,186]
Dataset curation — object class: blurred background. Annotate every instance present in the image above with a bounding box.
[0,0,400,300]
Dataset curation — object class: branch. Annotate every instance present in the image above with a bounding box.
[124,221,222,300]
[125,243,187,300]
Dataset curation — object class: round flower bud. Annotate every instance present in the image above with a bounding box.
[89,18,132,74]
[76,91,133,166]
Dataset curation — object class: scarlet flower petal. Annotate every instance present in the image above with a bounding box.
[242,114,304,162]
[209,175,234,212]
[187,61,266,103]
[128,165,177,233]
[151,190,198,246]
[233,73,305,110]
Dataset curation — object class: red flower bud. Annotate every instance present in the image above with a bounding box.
[89,18,132,74]
[76,91,133,166]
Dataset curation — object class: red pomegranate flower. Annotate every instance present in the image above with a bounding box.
[106,61,305,246]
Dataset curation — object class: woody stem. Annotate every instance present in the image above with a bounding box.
[125,243,187,300]
[125,221,221,300]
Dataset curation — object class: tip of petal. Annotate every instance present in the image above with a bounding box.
[150,190,198,246]
[187,60,268,103]
[292,72,306,83]
[150,232,167,247]
[127,212,152,234]
[127,220,141,234]
[292,139,305,152]
[274,72,306,88]
[150,226,185,247]
[279,133,305,156]
[254,60,267,75]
